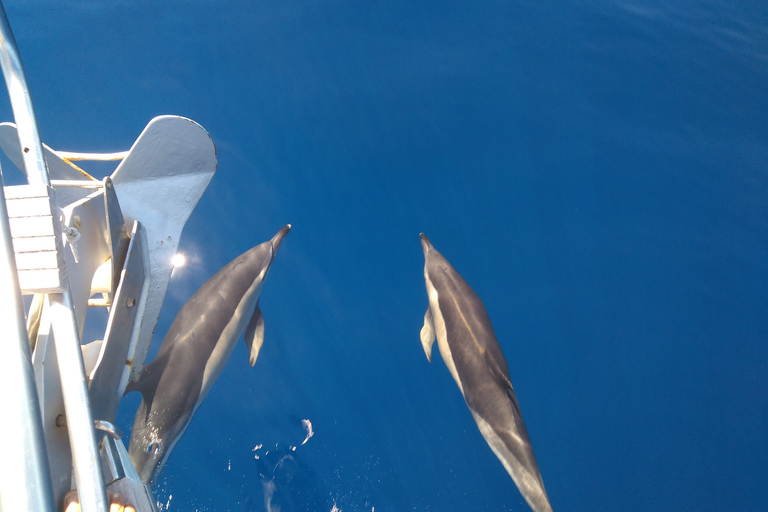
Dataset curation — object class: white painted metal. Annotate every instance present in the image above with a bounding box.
[2,116,216,510]
[60,188,114,335]
[0,165,56,512]
[100,434,159,512]
[109,115,217,380]
[28,300,72,503]
[47,290,109,512]
[0,123,98,205]
[0,3,109,510]
[4,184,68,293]
[90,220,149,423]
[0,6,217,510]
[0,117,217,381]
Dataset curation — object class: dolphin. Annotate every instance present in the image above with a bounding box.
[126,225,291,486]
[419,233,553,512]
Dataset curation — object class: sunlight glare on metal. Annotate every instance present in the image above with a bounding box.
[171,253,186,269]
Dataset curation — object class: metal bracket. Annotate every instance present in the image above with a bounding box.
[89,220,148,424]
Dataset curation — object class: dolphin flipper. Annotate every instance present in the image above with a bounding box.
[420,308,436,362]
[244,302,265,367]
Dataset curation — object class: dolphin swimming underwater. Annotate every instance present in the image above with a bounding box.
[419,234,553,512]
[126,225,291,486]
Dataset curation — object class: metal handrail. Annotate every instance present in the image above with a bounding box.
[0,3,109,511]
[0,2,47,186]
[0,168,56,512]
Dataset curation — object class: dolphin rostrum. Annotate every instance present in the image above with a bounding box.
[126,225,291,486]
[419,233,553,512]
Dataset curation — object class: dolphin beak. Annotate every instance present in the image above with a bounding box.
[270,224,291,252]
[419,233,432,257]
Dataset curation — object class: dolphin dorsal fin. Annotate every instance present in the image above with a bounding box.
[420,307,436,362]
[244,302,265,367]
[124,361,164,418]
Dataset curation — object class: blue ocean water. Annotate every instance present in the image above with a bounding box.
[1,1,766,510]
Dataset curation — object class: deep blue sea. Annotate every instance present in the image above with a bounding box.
[1,1,766,511]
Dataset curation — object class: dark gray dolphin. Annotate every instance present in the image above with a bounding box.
[419,234,553,512]
[126,225,291,486]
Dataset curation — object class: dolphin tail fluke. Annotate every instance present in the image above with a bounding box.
[481,351,552,512]
[244,302,265,367]
[473,408,553,512]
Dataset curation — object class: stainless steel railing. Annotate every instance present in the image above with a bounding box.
[0,3,109,511]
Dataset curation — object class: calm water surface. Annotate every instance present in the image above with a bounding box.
[2,1,766,510]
